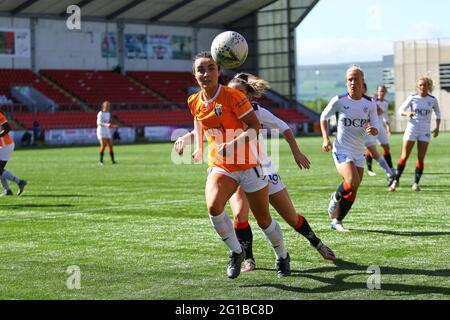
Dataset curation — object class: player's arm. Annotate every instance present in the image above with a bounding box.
[174,130,194,155]
[218,110,261,157]
[320,97,338,152]
[399,96,415,118]
[366,102,379,136]
[432,100,441,138]
[192,118,203,161]
[0,122,11,137]
[257,107,310,169]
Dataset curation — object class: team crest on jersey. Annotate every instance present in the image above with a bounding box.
[214,104,223,117]
[343,105,350,110]
[363,106,369,114]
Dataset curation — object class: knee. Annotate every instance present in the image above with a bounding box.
[255,215,272,230]
[207,202,226,216]
[345,178,360,191]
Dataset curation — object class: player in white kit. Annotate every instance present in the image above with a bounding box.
[174,73,336,272]
[320,66,379,232]
[389,76,441,192]
[363,85,395,186]
[97,101,116,165]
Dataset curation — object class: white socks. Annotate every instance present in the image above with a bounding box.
[261,220,287,260]
[209,212,242,254]
[1,177,10,191]
[2,170,20,184]
[376,157,394,176]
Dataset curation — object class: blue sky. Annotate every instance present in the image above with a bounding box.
[296,0,450,65]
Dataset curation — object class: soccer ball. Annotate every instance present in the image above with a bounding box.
[211,31,248,69]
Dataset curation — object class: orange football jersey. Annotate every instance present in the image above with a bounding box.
[188,85,259,172]
[0,112,13,147]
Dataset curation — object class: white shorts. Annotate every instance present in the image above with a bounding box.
[207,166,268,193]
[403,125,431,143]
[364,134,377,148]
[376,126,390,145]
[332,150,365,169]
[265,173,286,196]
[0,143,14,161]
[97,127,111,140]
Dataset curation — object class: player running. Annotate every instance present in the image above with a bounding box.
[175,73,336,272]
[320,65,379,232]
[389,76,441,192]
[187,52,290,279]
[363,84,395,187]
[0,111,27,196]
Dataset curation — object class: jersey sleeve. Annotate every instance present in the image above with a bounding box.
[399,95,413,115]
[96,112,102,126]
[433,98,441,120]
[320,96,340,121]
[256,106,290,133]
[231,90,253,119]
[187,94,198,117]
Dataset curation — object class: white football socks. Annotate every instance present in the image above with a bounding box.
[261,219,287,260]
[2,170,20,184]
[209,212,242,254]
[376,157,394,176]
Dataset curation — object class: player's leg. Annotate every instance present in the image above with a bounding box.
[269,188,336,260]
[413,141,429,191]
[365,148,375,176]
[106,138,116,164]
[0,145,26,195]
[205,171,243,279]
[367,144,394,178]
[329,161,362,232]
[0,161,13,196]
[242,170,290,278]
[99,139,105,165]
[390,140,415,191]
[381,144,393,170]
[229,187,255,272]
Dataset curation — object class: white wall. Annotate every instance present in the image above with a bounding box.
[35,19,118,70]
[0,17,31,69]
[0,17,224,72]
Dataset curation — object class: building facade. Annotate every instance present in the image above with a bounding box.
[394,38,450,131]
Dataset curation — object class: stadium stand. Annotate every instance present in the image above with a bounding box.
[271,108,311,122]
[12,111,98,129]
[40,70,165,107]
[113,110,192,127]
[0,69,74,107]
[127,71,197,104]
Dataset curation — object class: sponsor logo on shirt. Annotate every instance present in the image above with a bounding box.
[214,104,223,117]
[343,118,368,128]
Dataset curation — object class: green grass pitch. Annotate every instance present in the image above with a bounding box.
[0,133,449,300]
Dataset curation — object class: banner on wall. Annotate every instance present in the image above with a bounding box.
[0,29,30,58]
[45,128,136,145]
[101,32,117,58]
[124,33,148,59]
[170,35,192,60]
[124,33,192,60]
[147,35,171,60]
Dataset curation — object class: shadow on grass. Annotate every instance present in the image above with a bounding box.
[352,229,450,237]
[246,259,450,296]
[22,194,89,198]
[1,204,74,209]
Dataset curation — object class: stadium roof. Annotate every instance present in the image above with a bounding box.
[0,0,280,28]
